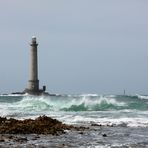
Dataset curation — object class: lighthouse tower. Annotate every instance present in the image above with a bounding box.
[25,37,46,95]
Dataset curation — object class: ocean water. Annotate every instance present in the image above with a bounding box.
[0,94,148,147]
[1,94,148,127]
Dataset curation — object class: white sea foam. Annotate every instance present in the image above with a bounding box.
[136,94,148,100]
[0,94,147,127]
[80,94,99,97]
[0,94,127,116]
[0,93,27,97]
[61,114,148,127]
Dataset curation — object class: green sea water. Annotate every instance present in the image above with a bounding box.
[0,94,148,127]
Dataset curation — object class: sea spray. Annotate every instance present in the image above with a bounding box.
[0,94,148,127]
[17,94,127,111]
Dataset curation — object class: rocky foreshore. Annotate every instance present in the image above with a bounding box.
[0,116,89,147]
[0,115,73,135]
[0,116,148,147]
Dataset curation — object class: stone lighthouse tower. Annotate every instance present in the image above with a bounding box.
[25,36,46,95]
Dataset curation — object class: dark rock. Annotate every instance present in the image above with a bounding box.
[91,123,102,126]
[0,115,73,135]
[102,134,107,137]
[7,135,14,139]
[14,137,28,143]
[74,126,89,131]
[79,131,84,134]
[0,139,5,142]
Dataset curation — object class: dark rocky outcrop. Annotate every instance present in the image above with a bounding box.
[0,116,73,135]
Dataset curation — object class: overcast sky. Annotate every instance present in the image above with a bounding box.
[0,0,148,94]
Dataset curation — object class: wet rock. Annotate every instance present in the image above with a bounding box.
[91,123,102,126]
[14,137,28,143]
[74,126,89,131]
[79,131,84,134]
[102,133,107,137]
[0,115,73,135]
[0,139,5,142]
[31,135,40,140]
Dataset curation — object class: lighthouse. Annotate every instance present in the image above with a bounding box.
[25,37,46,95]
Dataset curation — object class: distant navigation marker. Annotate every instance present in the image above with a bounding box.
[25,37,46,95]
[124,90,125,95]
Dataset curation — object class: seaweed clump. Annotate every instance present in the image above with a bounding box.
[0,116,73,135]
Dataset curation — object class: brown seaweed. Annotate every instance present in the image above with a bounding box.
[0,115,73,135]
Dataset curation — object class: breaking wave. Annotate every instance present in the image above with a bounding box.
[0,94,148,127]
[0,94,148,113]
[9,95,128,112]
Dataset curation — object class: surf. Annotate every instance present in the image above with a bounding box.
[0,94,148,127]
